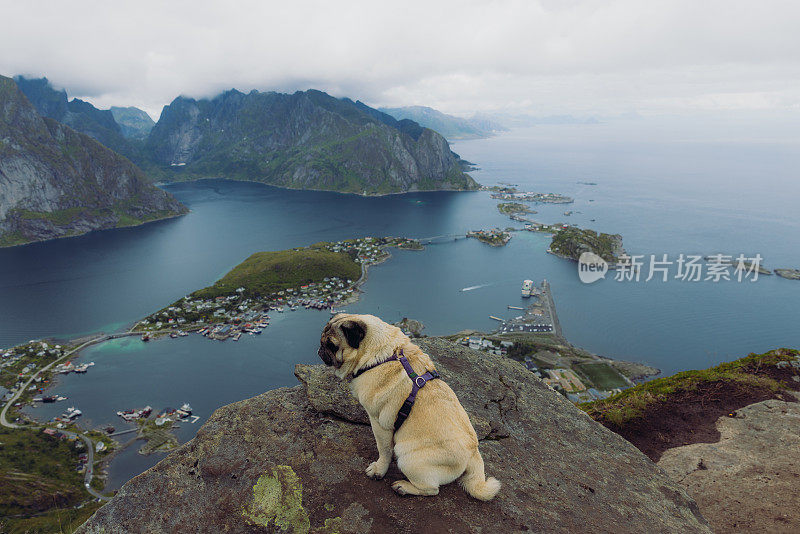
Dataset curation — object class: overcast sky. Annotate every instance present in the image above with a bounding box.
[2,0,799,120]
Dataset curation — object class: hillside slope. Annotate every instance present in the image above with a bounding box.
[145,89,479,194]
[78,338,709,533]
[0,75,187,247]
[582,348,800,533]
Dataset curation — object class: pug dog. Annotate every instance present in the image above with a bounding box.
[318,313,501,500]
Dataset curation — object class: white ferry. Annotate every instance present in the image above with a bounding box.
[521,279,533,298]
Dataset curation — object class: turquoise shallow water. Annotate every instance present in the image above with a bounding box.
[6,119,800,486]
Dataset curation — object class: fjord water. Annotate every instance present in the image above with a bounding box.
[5,117,800,486]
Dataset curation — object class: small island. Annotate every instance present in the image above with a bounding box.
[774,268,800,280]
[702,255,772,275]
[548,227,625,262]
[497,202,536,215]
[467,228,512,247]
[491,190,574,204]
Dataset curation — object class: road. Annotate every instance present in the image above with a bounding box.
[0,330,159,501]
[0,334,108,429]
[60,429,111,501]
[541,280,563,339]
[0,330,171,428]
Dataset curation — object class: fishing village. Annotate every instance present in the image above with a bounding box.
[134,236,424,342]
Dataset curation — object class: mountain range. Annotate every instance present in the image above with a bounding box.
[380,105,507,140]
[0,76,186,247]
[15,78,478,196]
[145,90,478,194]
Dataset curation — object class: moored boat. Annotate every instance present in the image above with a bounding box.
[521,279,533,298]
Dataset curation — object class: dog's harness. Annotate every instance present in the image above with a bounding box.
[352,349,440,430]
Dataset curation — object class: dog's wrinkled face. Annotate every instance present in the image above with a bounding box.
[318,315,367,369]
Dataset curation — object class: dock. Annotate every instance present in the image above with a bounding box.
[507,305,524,310]
[541,280,563,338]
[489,316,503,321]
[108,428,138,437]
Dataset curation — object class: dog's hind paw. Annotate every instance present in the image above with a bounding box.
[366,461,388,480]
[391,480,412,496]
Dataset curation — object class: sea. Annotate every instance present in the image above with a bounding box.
[3,115,799,488]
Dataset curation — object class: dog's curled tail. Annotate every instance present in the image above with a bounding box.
[460,451,501,501]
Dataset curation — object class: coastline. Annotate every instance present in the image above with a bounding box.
[0,209,189,250]
[158,175,482,198]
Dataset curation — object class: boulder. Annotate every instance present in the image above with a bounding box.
[658,393,800,533]
[79,338,710,533]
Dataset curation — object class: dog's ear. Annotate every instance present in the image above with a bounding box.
[340,320,366,349]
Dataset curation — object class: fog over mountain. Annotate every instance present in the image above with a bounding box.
[2,1,799,119]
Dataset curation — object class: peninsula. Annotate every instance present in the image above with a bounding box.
[134,237,423,341]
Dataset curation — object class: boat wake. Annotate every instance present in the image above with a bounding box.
[460,283,492,292]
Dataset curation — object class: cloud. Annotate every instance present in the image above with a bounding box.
[1,0,799,118]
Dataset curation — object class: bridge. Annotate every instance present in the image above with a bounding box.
[417,233,468,245]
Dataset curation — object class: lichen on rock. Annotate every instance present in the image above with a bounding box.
[242,465,310,533]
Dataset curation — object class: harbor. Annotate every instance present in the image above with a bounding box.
[495,279,560,336]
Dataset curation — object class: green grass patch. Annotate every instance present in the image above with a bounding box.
[14,208,87,226]
[0,499,102,534]
[497,202,531,215]
[581,349,797,427]
[573,362,628,390]
[194,248,361,299]
[0,427,87,518]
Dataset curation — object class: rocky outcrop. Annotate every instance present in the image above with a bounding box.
[79,338,709,533]
[658,393,800,534]
[0,75,187,247]
[144,89,479,195]
[549,226,625,262]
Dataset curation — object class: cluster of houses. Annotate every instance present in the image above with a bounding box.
[490,191,574,204]
[42,427,95,471]
[523,222,569,233]
[460,336,513,355]
[327,236,421,262]
[1,341,64,398]
[776,359,800,370]
[467,228,512,246]
[536,364,622,402]
[137,275,356,341]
